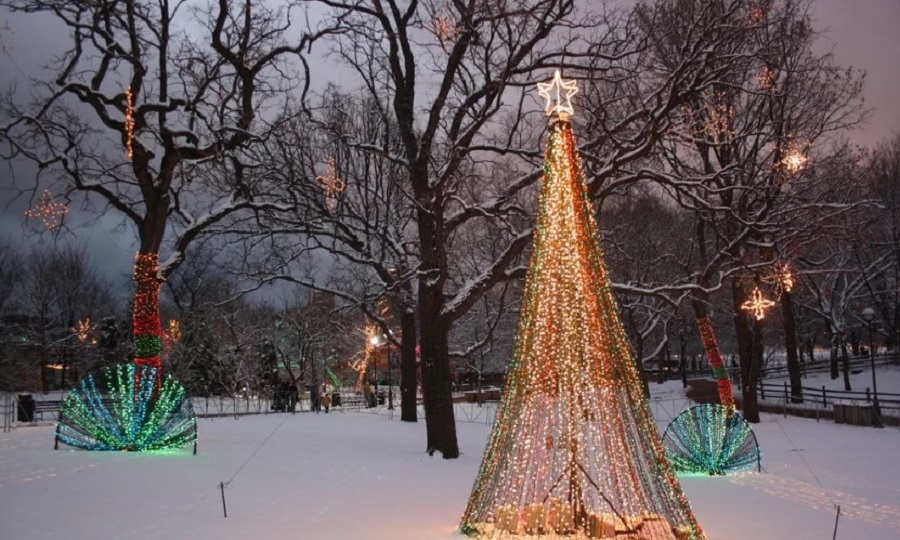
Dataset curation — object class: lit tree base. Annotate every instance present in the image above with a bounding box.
[55,363,198,453]
[464,511,694,539]
[662,404,760,475]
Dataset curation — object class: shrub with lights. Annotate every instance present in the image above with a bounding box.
[459,72,705,540]
[55,363,197,452]
[55,253,198,453]
[661,404,760,476]
[659,302,763,477]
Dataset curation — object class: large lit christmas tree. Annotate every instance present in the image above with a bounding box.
[460,72,705,539]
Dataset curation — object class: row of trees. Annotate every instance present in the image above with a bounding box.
[1,0,897,457]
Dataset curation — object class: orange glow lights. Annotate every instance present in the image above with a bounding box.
[741,286,775,321]
[315,155,344,211]
[25,190,69,231]
[125,87,134,159]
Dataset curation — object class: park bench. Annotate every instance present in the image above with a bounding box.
[34,400,64,420]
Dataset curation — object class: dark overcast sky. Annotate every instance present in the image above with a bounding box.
[1,0,898,289]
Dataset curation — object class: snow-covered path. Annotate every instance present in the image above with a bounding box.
[1,403,899,539]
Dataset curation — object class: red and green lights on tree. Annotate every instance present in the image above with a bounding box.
[55,252,197,452]
[133,253,163,374]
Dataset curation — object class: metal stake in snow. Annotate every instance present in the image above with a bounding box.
[219,481,228,518]
[832,504,841,539]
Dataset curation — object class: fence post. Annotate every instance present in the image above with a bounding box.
[760,383,765,401]
[784,382,789,418]
[822,386,827,407]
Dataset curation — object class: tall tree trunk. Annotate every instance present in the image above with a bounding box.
[626,310,650,398]
[733,281,760,422]
[419,291,459,458]
[399,310,418,422]
[781,290,803,403]
[827,321,839,379]
[841,340,852,391]
[413,169,459,457]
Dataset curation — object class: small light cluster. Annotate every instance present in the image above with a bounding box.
[779,142,808,174]
[662,404,761,476]
[24,189,69,231]
[429,3,460,52]
[167,319,182,343]
[696,316,735,411]
[56,363,197,452]
[765,263,794,300]
[125,86,134,159]
[756,66,776,93]
[746,0,772,24]
[460,73,705,539]
[74,318,92,343]
[702,92,733,144]
[315,155,344,211]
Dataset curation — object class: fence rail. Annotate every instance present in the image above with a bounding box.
[755,380,900,426]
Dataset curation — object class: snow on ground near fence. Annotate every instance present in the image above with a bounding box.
[1,391,899,539]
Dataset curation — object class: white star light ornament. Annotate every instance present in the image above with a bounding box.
[537,70,578,120]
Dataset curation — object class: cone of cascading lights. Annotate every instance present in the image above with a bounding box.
[459,72,706,539]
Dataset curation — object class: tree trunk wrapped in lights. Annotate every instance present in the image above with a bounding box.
[460,73,705,540]
[133,253,163,375]
[54,251,198,453]
[696,315,735,410]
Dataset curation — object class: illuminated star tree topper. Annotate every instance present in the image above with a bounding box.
[536,70,578,120]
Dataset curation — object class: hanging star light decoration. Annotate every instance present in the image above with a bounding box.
[741,286,776,321]
[536,70,578,120]
[315,155,344,211]
[125,86,135,159]
[429,3,459,52]
[25,189,69,231]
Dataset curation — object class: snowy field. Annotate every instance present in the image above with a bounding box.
[2,384,900,539]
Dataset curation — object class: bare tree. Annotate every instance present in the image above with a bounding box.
[0,0,330,380]
[642,0,866,421]
[860,135,900,349]
[272,0,777,458]
[3,243,118,389]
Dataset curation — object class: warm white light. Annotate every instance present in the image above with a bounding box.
[537,70,578,120]
[741,286,775,321]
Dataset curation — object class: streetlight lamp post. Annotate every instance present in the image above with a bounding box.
[387,349,394,410]
[370,334,381,407]
[861,307,884,428]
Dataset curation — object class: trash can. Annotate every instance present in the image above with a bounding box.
[17,394,35,422]
[332,393,341,408]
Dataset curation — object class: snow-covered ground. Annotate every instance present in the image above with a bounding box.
[2,385,900,539]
